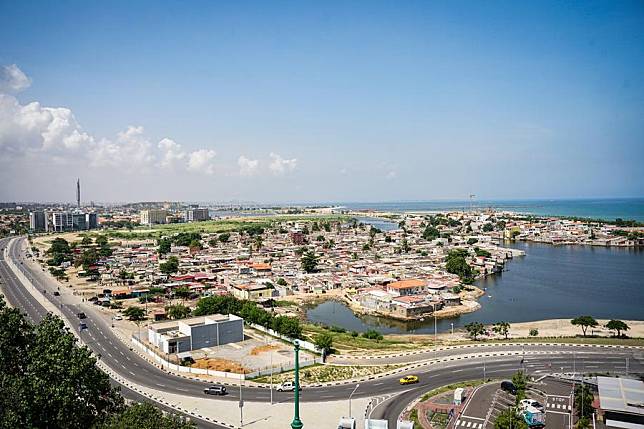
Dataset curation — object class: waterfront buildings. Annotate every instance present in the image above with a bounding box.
[140,209,168,225]
[597,376,644,429]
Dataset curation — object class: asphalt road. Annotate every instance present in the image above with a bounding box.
[2,235,643,427]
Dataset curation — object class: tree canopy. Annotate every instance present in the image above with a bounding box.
[464,322,485,340]
[0,296,123,428]
[98,402,195,429]
[159,256,180,275]
[492,321,510,339]
[605,320,629,337]
[301,250,319,273]
[571,316,598,337]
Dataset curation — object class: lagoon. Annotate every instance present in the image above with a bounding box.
[305,241,644,334]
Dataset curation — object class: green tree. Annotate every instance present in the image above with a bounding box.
[166,304,191,320]
[95,235,108,246]
[482,223,494,232]
[159,256,180,275]
[158,238,172,255]
[0,297,123,428]
[492,321,511,339]
[218,232,231,243]
[99,402,196,429]
[276,278,287,286]
[574,383,594,419]
[494,407,527,429]
[605,320,629,337]
[529,328,539,337]
[314,332,334,355]
[173,286,191,301]
[467,237,478,245]
[464,322,485,340]
[571,316,598,337]
[301,250,319,273]
[422,226,440,241]
[81,235,93,246]
[123,306,146,321]
[446,255,473,281]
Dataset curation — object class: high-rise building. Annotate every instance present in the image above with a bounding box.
[47,211,98,232]
[140,209,168,225]
[76,178,81,208]
[185,208,210,222]
[29,211,47,232]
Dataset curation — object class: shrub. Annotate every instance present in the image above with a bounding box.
[362,329,383,341]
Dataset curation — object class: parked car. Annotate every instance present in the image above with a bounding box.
[113,315,123,321]
[501,381,517,394]
[520,399,545,412]
[53,291,60,296]
[203,385,227,395]
[77,312,87,319]
[399,375,419,385]
[277,382,301,392]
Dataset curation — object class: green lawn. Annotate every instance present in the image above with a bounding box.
[96,214,350,240]
[464,336,644,347]
[302,323,435,353]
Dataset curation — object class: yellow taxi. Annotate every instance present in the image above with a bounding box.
[399,375,419,385]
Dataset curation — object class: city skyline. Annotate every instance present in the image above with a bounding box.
[1,1,643,202]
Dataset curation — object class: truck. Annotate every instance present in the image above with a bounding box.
[521,405,545,427]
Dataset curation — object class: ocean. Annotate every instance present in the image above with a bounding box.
[335,198,644,222]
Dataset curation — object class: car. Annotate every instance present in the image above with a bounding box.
[113,315,123,321]
[276,381,301,392]
[77,312,87,319]
[501,381,518,394]
[203,385,227,395]
[53,291,60,296]
[399,375,419,385]
[520,399,545,412]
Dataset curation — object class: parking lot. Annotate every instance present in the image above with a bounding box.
[456,376,575,429]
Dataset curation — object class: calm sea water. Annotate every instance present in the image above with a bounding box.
[305,241,644,334]
[336,198,644,222]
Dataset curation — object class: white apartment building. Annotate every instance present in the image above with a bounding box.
[140,209,168,225]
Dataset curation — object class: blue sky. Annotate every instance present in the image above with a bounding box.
[0,1,643,203]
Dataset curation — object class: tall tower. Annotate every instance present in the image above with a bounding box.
[76,178,81,208]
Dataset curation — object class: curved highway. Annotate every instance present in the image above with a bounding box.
[1,236,642,427]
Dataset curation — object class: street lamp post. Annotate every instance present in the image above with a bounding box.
[239,381,244,427]
[451,323,454,336]
[291,340,303,429]
[270,345,274,405]
[433,302,437,360]
[349,384,360,418]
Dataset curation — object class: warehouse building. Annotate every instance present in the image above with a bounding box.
[147,314,244,354]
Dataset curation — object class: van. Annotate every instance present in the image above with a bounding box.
[501,380,517,394]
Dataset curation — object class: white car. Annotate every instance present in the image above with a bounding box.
[113,315,123,321]
[276,381,302,392]
[519,399,545,412]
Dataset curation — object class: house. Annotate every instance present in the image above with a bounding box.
[390,295,442,318]
[386,279,426,296]
[231,283,276,300]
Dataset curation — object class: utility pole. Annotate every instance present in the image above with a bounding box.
[291,340,303,429]
[239,381,244,427]
[270,346,273,405]
[349,384,360,418]
[483,360,486,381]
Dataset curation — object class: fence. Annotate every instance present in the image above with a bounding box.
[131,335,319,381]
[248,323,321,354]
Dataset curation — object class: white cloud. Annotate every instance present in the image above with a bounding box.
[0,64,223,177]
[0,93,93,156]
[158,138,186,169]
[0,64,31,93]
[187,149,217,174]
[268,152,297,175]
[237,155,259,176]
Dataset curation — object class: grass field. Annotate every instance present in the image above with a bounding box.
[96,214,350,240]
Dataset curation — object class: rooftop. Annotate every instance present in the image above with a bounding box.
[598,376,644,416]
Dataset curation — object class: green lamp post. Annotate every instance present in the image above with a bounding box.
[291,340,304,429]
